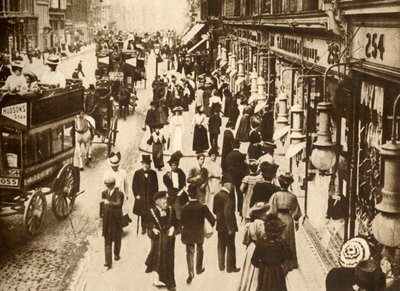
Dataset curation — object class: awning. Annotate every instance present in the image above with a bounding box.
[188,37,207,53]
[285,141,306,159]
[181,23,206,45]
[273,125,290,140]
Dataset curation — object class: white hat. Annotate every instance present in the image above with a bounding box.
[339,237,371,268]
[108,151,121,167]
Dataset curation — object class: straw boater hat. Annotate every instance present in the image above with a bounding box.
[103,175,116,185]
[11,60,24,69]
[339,237,371,268]
[46,55,60,66]
[108,151,121,167]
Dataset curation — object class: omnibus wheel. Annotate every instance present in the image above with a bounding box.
[24,190,47,236]
[52,164,78,220]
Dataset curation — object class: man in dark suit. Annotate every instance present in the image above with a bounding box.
[0,56,11,82]
[163,152,188,222]
[213,174,240,273]
[181,184,216,284]
[132,154,159,234]
[224,139,246,216]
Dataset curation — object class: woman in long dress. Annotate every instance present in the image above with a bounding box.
[169,107,184,153]
[221,129,234,172]
[237,202,270,291]
[269,173,302,272]
[236,105,253,142]
[192,106,209,153]
[241,160,264,224]
[205,147,222,210]
[147,126,166,170]
[247,117,263,160]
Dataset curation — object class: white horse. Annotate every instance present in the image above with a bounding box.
[74,112,95,169]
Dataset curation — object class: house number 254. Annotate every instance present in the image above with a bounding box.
[365,33,385,60]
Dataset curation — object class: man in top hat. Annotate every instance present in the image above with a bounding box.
[143,191,178,291]
[181,184,216,284]
[213,173,240,273]
[163,152,188,222]
[101,175,124,269]
[41,55,66,88]
[224,139,246,216]
[250,160,280,208]
[0,55,11,82]
[3,60,28,93]
[132,154,159,234]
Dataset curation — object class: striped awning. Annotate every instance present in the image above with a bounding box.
[181,23,206,45]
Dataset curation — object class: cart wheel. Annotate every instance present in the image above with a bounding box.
[24,190,47,236]
[52,164,78,220]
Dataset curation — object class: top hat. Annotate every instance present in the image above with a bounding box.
[221,173,234,184]
[108,151,121,167]
[264,214,286,237]
[249,202,270,220]
[278,173,294,188]
[46,55,60,65]
[153,191,168,201]
[11,60,24,69]
[141,154,152,164]
[339,237,371,268]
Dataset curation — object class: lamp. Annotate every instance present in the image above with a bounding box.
[248,69,258,104]
[372,94,400,247]
[276,91,289,129]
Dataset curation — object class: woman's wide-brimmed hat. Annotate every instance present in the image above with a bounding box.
[264,214,286,237]
[339,237,371,268]
[167,151,183,165]
[23,68,38,81]
[249,202,270,220]
[11,60,24,69]
[141,154,152,164]
[355,259,385,290]
[108,151,121,167]
[46,54,60,65]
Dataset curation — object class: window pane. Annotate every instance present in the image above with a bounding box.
[37,131,51,162]
[64,123,74,150]
[24,135,37,166]
[51,126,63,154]
[1,131,21,169]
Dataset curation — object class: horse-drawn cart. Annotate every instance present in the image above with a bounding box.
[0,80,84,235]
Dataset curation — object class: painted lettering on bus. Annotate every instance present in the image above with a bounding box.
[0,177,19,187]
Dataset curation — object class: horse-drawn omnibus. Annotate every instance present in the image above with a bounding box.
[0,80,84,235]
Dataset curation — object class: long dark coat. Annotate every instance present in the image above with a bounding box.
[163,169,188,220]
[101,188,124,241]
[181,200,215,244]
[132,169,159,216]
[221,129,234,172]
[224,149,246,187]
[213,188,238,233]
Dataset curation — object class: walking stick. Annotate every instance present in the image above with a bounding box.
[136,215,140,237]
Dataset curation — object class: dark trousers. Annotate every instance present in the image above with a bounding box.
[217,232,236,271]
[104,235,121,266]
[186,243,204,275]
[235,185,243,216]
[209,133,219,149]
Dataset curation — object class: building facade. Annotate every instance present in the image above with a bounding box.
[200,0,400,271]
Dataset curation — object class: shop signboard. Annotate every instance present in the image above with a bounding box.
[350,26,400,69]
[270,34,343,69]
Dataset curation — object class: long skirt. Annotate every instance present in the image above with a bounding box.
[237,244,259,291]
[170,125,183,153]
[192,125,209,152]
[152,143,164,169]
[145,232,176,288]
[277,212,298,271]
[236,115,251,142]
[257,264,287,291]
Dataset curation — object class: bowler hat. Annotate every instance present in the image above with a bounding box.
[264,214,286,237]
[46,54,60,65]
[141,154,152,164]
[153,191,168,201]
[108,151,121,167]
[221,173,234,184]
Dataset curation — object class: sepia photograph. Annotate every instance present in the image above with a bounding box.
[0,0,399,290]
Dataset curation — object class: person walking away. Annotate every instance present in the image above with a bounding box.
[224,139,246,216]
[237,202,270,291]
[250,160,280,208]
[236,105,253,142]
[143,101,158,132]
[101,175,124,269]
[247,117,263,160]
[169,106,184,153]
[163,152,188,223]
[144,191,178,291]
[208,108,222,150]
[213,174,240,273]
[77,60,85,77]
[221,129,234,172]
[181,184,216,284]
[187,153,209,204]
[204,147,222,210]
[147,126,166,171]
[241,159,264,224]
[269,173,302,271]
[251,214,292,291]
[192,106,209,153]
[132,155,159,234]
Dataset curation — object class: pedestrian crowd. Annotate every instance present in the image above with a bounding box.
[100,58,306,291]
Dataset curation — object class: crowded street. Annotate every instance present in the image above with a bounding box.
[1,1,400,291]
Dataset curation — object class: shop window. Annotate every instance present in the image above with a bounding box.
[51,126,63,154]
[37,130,51,162]
[303,0,319,11]
[234,0,241,16]
[1,131,21,170]
[24,134,37,166]
[64,123,74,150]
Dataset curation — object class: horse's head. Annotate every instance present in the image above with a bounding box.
[75,112,88,132]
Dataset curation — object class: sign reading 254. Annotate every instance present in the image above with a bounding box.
[365,33,385,60]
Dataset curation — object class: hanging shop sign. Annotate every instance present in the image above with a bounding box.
[269,34,343,69]
[350,26,400,69]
